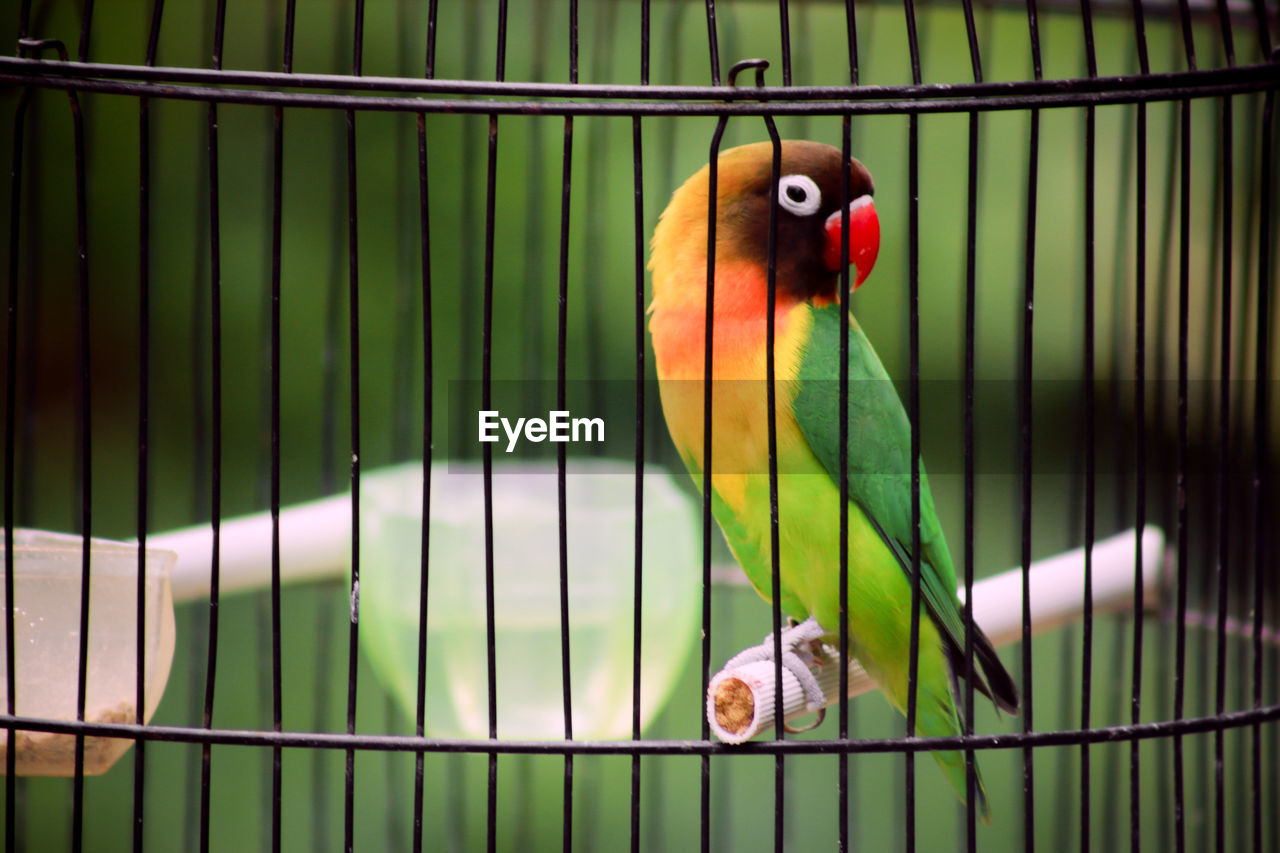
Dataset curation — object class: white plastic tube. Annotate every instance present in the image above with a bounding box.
[707,526,1166,744]
[147,494,353,603]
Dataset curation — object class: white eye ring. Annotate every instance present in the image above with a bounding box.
[777,174,822,216]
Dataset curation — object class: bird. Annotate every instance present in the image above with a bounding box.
[647,139,1019,820]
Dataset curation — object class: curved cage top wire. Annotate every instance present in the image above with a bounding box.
[1,0,1278,851]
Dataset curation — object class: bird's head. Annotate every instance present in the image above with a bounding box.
[650,140,878,315]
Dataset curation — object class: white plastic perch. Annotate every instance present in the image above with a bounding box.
[146,493,353,603]
[707,526,1167,744]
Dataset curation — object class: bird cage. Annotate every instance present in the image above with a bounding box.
[0,0,1277,850]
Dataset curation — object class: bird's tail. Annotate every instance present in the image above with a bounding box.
[916,684,991,824]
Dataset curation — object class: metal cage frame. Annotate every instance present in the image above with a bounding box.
[1,0,1279,851]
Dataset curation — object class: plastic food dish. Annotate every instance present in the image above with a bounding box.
[0,530,176,776]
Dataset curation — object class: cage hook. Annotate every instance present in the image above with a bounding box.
[17,37,70,62]
[727,58,770,89]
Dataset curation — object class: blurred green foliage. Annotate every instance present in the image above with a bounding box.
[1,0,1277,850]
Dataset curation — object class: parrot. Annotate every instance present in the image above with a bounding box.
[647,140,1019,820]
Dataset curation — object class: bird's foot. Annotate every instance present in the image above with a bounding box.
[724,616,829,718]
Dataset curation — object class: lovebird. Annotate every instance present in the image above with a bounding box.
[648,140,1019,819]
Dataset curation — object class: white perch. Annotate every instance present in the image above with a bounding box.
[707,526,1167,744]
[146,493,353,603]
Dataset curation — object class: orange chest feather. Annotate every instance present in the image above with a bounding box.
[648,264,809,381]
[648,285,814,481]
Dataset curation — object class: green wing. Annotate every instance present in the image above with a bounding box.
[792,303,962,634]
[792,303,1018,713]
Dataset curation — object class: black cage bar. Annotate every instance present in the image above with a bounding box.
[1,0,1278,851]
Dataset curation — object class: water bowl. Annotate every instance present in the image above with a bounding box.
[0,530,177,775]
[360,461,701,740]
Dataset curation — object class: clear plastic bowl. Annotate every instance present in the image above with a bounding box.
[0,530,176,775]
[359,461,701,740]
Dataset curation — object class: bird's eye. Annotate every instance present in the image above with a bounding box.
[778,174,822,216]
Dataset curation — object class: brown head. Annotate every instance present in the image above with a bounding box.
[650,140,879,316]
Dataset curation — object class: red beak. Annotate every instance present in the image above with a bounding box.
[823,195,879,289]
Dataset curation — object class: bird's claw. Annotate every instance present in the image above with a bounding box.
[724,616,829,714]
